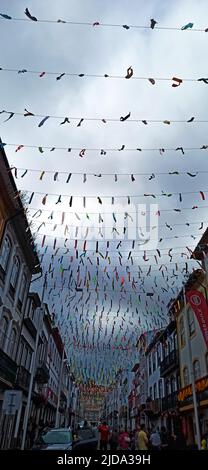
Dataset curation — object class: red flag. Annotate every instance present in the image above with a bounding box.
[186,289,208,348]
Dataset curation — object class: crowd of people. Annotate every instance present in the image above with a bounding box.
[98,421,208,450]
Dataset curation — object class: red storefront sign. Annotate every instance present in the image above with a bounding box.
[186,289,208,347]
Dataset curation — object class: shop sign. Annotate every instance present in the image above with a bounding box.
[178,375,208,401]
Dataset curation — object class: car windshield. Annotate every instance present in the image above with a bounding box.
[40,430,72,444]
[75,429,96,440]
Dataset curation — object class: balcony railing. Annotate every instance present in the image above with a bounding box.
[160,350,179,376]
[16,365,31,391]
[162,391,178,411]
[0,349,17,385]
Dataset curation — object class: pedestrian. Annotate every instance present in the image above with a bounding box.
[201,435,207,450]
[109,428,119,450]
[130,430,136,450]
[83,420,90,429]
[160,426,169,450]
[136,424,149,451]
[118,428,131,450]
[28,419,37,448]
[98,421,109,451]
[150,428,161,450]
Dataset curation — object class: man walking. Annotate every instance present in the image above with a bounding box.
[150,428,161,450]
[136,424,149,450]
[98,421,110,451]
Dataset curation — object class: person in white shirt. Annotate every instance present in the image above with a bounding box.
[150,428,161,450]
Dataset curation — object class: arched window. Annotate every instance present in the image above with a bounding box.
[0,235,11,270]
[0,316,9,349]
[193,360,201,380]
[188,308,195,336]
[19,273,27,302]
[9,328,17,359]
[179,317,185,348]
[10,256,20,288]
[183,366,189,386]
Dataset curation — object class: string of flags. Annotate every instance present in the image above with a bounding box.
[18,188,207,206]
[1,65,208,86]
[1,141,208,156]
[1,108,208,128]
[28,204,208,217]
[10,166,208,182]
[35,232,203,256]
[0,10,207,32]
[29,218,207,231]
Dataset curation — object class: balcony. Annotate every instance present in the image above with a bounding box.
[162,391,178,411]
[35,361,50,384]
[23,314,37,338]
[160,350,179,377]
[16,365,31,391]
[144,398,162,418]
[0,349,17,385]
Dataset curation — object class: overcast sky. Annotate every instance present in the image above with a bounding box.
[1,0,208,384]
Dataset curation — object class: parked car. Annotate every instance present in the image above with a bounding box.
[32,428,73,450]
[72,428,98,450]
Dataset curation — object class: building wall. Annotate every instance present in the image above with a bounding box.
[177,296,208,387]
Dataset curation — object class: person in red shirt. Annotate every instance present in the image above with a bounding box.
[98,421,109,450]
[118,428,131,450]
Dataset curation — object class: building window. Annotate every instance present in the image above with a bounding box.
[0,235,12,271]
[0,316,9,349]
[158,379,163,398]
[193,360,201,380]
[9,328,17,359]
[149,387,153,399]
[148,356,152,376]
[30,302,35,320]
[18,339,24,364]
[171,375,176,393]
[165,378,170,396]
[26,349,32,371]
[183,366,189,386]
[153,383,157,399]
[21,344,28,368]
[19,273,27,303]
[188,308,195,336]
[179,317,185,348]
[157,344,161,364]
[10,256,20,288]
[152,352,156,371]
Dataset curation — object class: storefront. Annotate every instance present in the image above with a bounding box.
[178,375,208,445]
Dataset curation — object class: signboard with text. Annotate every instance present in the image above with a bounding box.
[2,390,22,415]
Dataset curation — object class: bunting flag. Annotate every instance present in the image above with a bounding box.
[1,108,208,127]
[0,65,208,86]
[0,11,206,33]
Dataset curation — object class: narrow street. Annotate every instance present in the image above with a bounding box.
[0,0,208,454]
